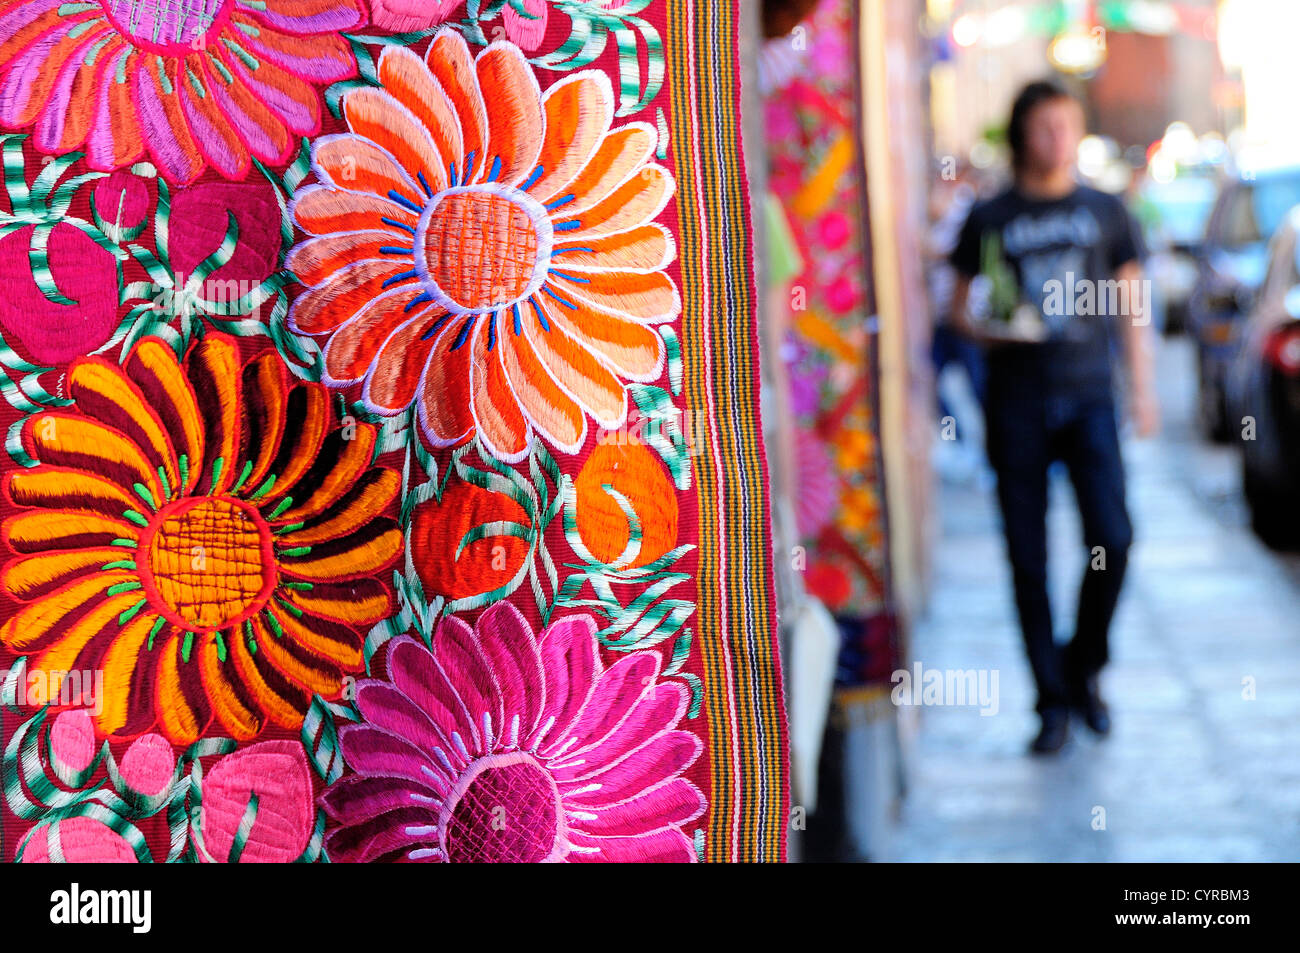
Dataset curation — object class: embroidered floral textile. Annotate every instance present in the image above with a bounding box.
[0,0,786,864]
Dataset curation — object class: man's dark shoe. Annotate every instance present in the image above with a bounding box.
[1030,706,1070,755]
[1072,677,1111,736]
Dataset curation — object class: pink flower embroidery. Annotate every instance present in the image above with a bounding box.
[118,733,177,797]
[21,816,139,863]
[321,603,706,862]
[369,0,551,51]
[367,0,460,34]
[0,0,365,183]
[47,709,98,785]
[199,740,315,863]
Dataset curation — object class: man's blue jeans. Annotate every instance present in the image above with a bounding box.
[985,386,1133,713]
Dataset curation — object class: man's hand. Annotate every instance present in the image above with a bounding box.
[1130,380,1161,439]
[950,275,1046,345]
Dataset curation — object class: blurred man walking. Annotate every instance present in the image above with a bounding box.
[949,80,1158,754]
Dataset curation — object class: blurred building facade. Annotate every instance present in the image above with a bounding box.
[928,0,1233,167]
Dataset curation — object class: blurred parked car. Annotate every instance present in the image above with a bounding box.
[1131,168,1217,334]
[1187,163,1300,441]
[1227,206,1300,548]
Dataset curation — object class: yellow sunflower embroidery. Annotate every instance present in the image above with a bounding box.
[1,335,400,744]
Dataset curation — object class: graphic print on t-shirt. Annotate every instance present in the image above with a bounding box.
[1002,205,1102,340]
[1020,246,1088,338]
[949,185,1145,400]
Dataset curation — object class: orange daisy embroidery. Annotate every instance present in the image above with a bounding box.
[287,29,680,462]
[0,335,401,745]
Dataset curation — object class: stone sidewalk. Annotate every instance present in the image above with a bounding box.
[885,338,1300,861]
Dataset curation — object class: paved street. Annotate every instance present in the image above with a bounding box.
[886,336,1300,862]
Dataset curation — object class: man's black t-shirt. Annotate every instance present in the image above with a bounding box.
[949,183,1144,402]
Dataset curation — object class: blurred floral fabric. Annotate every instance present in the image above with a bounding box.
[762,0,891,627]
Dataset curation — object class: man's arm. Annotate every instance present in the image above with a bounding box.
[1117,259,1159,438]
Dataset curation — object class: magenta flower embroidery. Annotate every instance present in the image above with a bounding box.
[321,603,706,863]
[0,0,365,183]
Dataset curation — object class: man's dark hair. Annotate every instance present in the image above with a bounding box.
[1007,79,1075,172]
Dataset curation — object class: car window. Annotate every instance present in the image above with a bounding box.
[1263,228,1297,298]
[1218,174,1300,246]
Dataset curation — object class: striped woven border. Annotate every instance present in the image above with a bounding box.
[667,0,789,862]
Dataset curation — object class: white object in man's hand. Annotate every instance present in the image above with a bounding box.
[972,302,1048,344]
